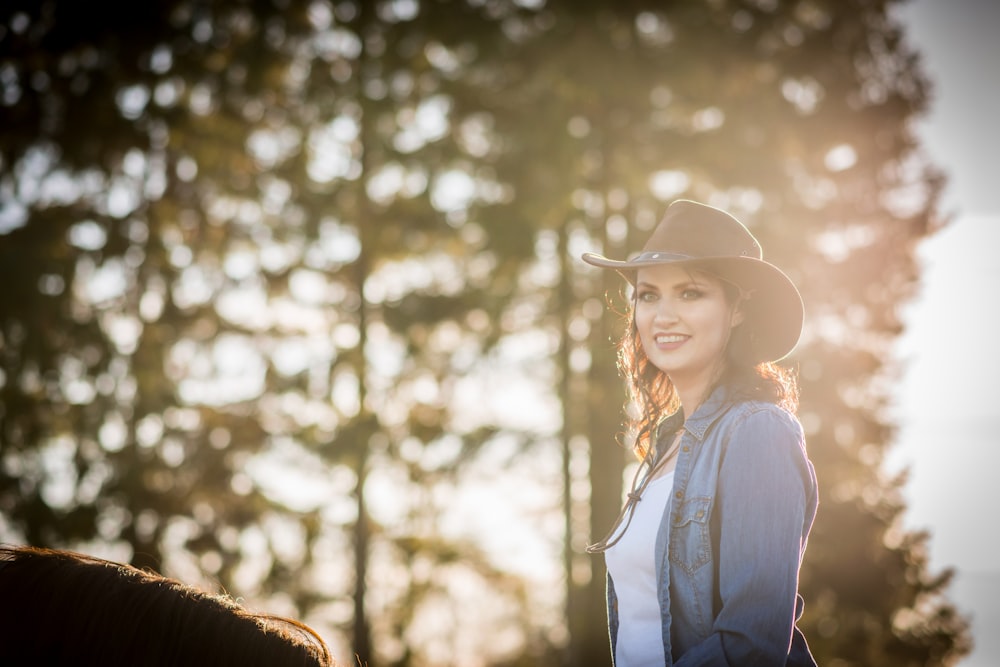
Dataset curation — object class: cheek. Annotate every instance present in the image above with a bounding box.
[633,306,656,337]
[631,309,651,346]
[699,309,735,344]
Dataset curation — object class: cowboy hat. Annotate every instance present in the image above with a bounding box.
[581,199,803,363]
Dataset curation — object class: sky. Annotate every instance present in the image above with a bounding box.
[892,0,1000,664]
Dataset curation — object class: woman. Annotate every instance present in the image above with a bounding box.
[582,200,818,666]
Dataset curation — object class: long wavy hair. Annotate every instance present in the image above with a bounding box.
[617,268,799,458]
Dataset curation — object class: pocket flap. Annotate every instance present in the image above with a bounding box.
[673,495,712,527]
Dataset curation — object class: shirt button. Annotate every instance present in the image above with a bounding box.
[682,446,689,452]
[675,491,683,499]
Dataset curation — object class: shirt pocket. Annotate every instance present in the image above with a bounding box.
[669,495,713,574]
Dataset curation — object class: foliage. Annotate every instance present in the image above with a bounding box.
[0,0,971,665]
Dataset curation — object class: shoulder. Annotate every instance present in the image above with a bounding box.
[720,400,806,455]
[725,399,801,430]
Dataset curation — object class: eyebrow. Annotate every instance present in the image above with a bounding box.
[635,278,707,291]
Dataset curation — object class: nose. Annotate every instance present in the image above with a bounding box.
[652,296,679,325]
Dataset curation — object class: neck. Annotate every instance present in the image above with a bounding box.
[673,363,725,420]
[676,383,708,420]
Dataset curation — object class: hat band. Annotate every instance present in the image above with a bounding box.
[630,251,692,263]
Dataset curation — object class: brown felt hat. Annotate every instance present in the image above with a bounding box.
[582,199,803,363]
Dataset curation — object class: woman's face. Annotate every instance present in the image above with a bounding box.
[633,264,741,389]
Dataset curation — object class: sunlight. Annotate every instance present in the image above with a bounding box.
[430,169,476,213]
[394,95,450,153]
[824,143,858,172]
[247,439,352,514]
[649,169,691,201]
[307,116,360,183]
[173,334,267,405]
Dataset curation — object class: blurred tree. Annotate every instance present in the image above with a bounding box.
[0,0,972,666]
[1,1,552,665]
[0,0,338,633]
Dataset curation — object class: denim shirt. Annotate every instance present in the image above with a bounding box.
[606,386,819,666]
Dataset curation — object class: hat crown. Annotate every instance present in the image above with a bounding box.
[641,200,761,261]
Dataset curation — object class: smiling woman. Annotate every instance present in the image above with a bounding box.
[582,200,817,667]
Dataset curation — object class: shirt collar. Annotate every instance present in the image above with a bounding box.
[678,384,734,442]
[652,385,735,457]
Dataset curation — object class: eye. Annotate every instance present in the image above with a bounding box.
[680,288,704,300]
[637,289,658,303]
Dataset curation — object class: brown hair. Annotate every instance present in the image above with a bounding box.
[618,268,799,458]
[0,545,335,667]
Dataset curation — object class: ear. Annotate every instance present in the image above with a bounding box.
[730,307,745,327]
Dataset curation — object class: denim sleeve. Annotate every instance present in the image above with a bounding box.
[675,406,817,667]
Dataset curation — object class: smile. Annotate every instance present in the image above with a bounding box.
[655,334,689,344]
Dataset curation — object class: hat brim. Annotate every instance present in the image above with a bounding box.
[581,252,803,362]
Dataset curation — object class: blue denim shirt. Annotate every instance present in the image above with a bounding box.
[607,386,819,666]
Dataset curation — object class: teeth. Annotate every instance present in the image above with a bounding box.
[657,334,686,343]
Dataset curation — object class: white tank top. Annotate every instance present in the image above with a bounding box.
[604,470,675,667]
